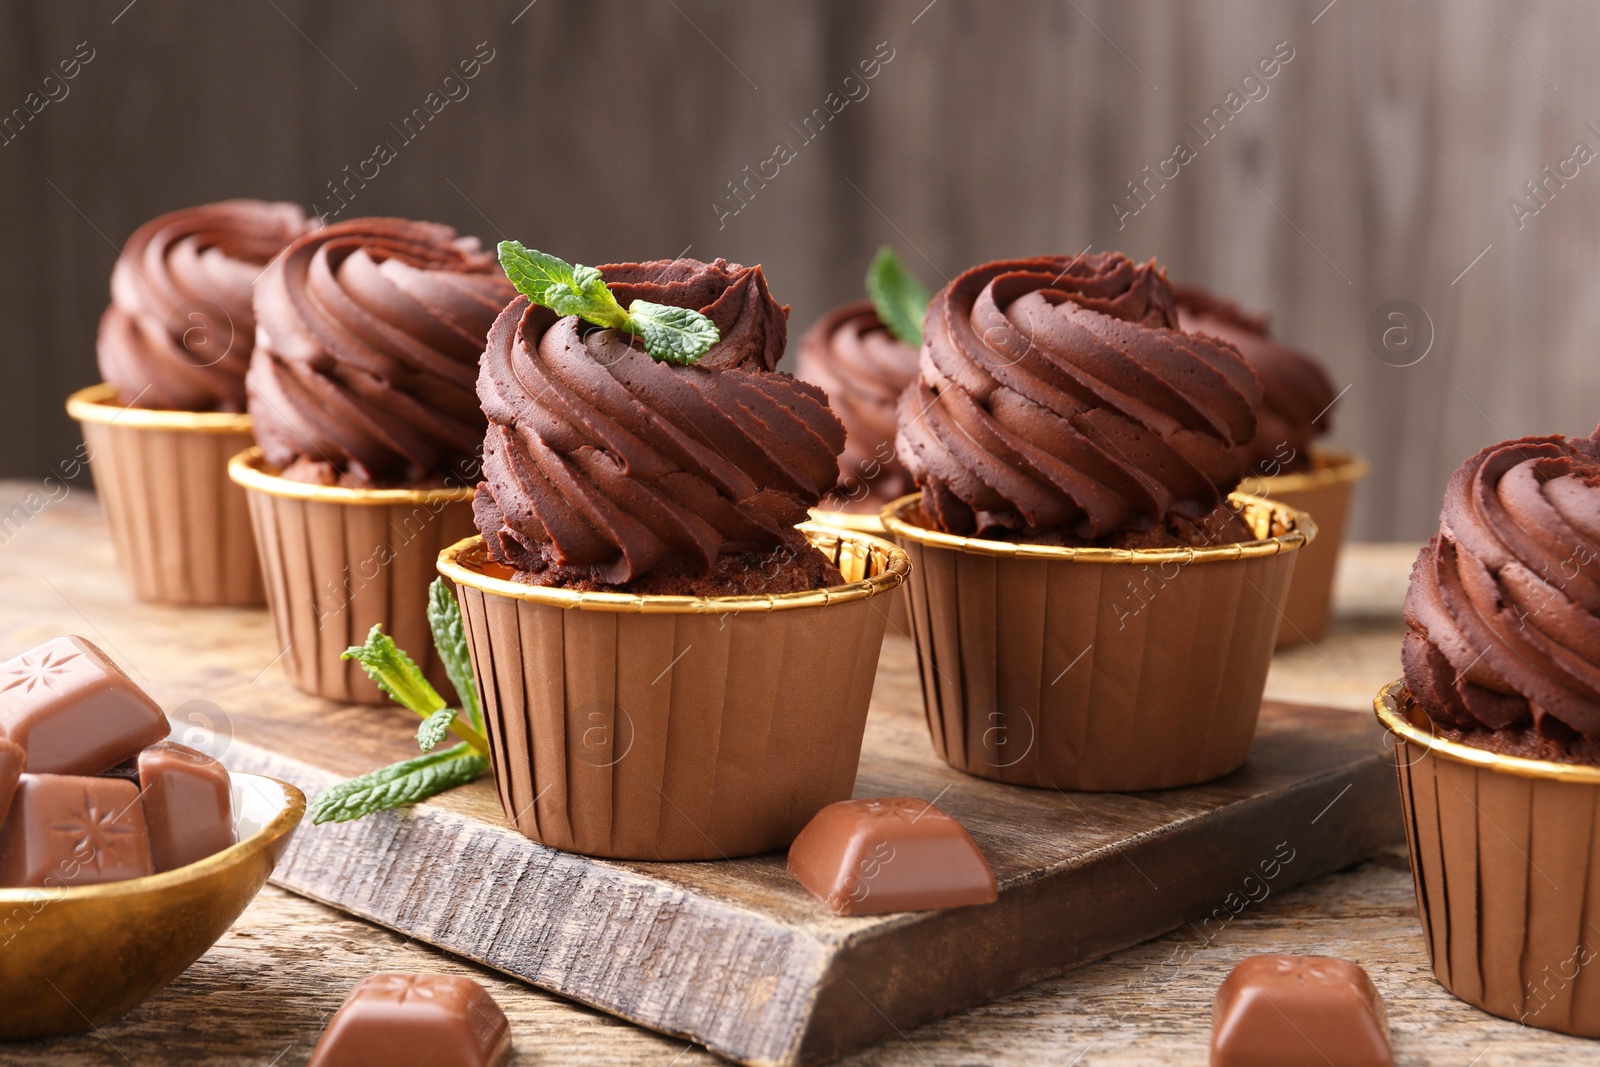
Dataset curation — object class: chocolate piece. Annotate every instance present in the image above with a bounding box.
[787,797,997,915]
[307,972,511,1067]
[138,741,235,872]
[0,775,153,888]
[0,738,21,825]
[0,636,169,775]
[1211,955,1392,1067]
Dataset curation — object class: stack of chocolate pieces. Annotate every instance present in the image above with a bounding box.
[0,635,236,888]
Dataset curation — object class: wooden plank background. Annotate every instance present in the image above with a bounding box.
[2,0,1596,540]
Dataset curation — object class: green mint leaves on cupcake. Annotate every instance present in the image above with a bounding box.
[308,579,490,825]
[497,240,720,365]
[866,245,930,348]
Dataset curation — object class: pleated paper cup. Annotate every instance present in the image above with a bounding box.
[66,383,262,607]
[1377,680,1600,1037]
[229,447,475,705]
[1243,448,1369,647]
[436,524,909,861]
[881,492,1314,792]
[808,507,911,637]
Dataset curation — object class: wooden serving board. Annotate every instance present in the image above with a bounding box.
[0,492,1404,1066]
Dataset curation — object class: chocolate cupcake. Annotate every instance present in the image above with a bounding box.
[1379,428,1600,1036]
[1176,284,1366,645]
[797,301,918,512]
[440,247,907,859]
[231,218,514,703]
[883,253,1313,791]
[67,200,313,606]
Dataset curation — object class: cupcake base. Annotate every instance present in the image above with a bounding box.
[438,525,908,860]
[1378,681,1600,1037]
[67,383,262,607]
[230,448,474,705]
[884,492,1313,792]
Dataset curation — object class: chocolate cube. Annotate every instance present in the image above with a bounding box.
[0,636,168,775]
[787,797,997,915]
[138,741,235,872]
[307,972,511,1067]
[1211,955,1392,1067]
[0,775,153,888]
[0,737,21,825]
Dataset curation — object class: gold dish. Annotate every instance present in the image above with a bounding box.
[0,773,305,1039]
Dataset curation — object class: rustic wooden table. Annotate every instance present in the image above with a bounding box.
[0,484,1593,1065]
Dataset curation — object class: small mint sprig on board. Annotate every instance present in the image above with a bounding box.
[307,578,491,825]
[497,240,720,365]
[866,246,931,349]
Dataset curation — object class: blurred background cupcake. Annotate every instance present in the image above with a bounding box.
[1176,284,1367,646]
[1379,427,1600,1035]
[442,251,907,860]
[66,199,311,606]
[796,248,924,632]
[230,216,512,703]
[883,252,1312,791]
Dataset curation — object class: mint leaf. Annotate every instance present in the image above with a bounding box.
[416,707,457,752]
[625,300,719,365]
[497,240,721,364]
[309,743,488,825]
[428,578,482,733]
[342,625,446,718]
[866,246,930,348]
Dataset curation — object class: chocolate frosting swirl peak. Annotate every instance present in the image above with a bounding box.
[246,217,514,487]
[896,253,1263,542]
[1403,430,1600,740]
[97,200,312,412]
[473,258,846,585]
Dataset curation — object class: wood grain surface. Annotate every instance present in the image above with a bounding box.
[4,1,1598,540]
[0,481,1400,1065]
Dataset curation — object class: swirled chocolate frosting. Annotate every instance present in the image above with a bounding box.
[1402,430,1600,758]
[796,301,918,511]
[97,200,312,412]
[896,254,1264,547]
[246,218,514,487]
[474,258,848,592]
[1175,285,1336,476]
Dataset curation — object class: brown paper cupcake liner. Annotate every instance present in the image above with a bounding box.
[67,383,263,607]
[881,492,1313,792]
[809,507,911,638]
[1242,448,1368,647]
[229,447,475,705]
[1377,681,1600,1037]
[437,525,909,861]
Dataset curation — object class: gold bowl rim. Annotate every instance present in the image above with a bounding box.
[0,772,305,904]
[1238,446,1371,498]
[879,491,1315,564]
[806,507,888,535]
[228,446,477,506]
[437,524,910,614]
[1374,679,1600,784]
[66,382,254,435]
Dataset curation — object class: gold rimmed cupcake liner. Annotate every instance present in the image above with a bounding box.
[1240,448,1369,647]
[1376,680,1600,1036]
[229,447,475,704]
[66,383,263,607]
[437,525,909,860]
[809,506,911,635]
[882,491,1314,792]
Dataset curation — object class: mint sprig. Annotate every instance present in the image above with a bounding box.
[308,582,492,825]
[497,240,719,365]
[866,246,930,348]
